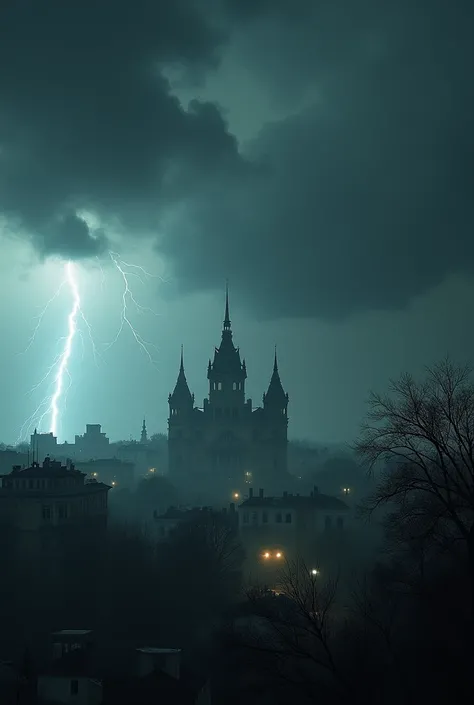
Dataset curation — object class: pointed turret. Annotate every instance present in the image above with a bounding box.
[140,418,148,444]
[263,347,289,414]
[208,285,246,379]
[169,346,194,415]
[223,281,231,331]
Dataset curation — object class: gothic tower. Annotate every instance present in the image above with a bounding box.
[168,347,195,476]
[206,285,247,414]
[258,348,289,482]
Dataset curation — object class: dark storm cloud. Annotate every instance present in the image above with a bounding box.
[0,0,241,258]
[1,1,473,319]
[39,213,108,260]
[161,0,474,318]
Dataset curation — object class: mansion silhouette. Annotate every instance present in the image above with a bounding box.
[168,289,289,494]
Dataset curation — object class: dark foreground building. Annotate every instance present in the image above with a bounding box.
[37,630,210,705]
[0,457,110,565]
[168,291,289,497]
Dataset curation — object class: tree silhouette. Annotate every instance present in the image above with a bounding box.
[355,358,474,631]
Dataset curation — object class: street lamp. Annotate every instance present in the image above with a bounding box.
[310,568,320,576]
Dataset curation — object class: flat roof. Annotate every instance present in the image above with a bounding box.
[240,494,349,511]
[53,629,93,636]
[136,648,181,654]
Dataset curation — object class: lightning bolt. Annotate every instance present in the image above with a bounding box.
[18,251,161,443]
[49,261,80,437]
[106,251,160,364]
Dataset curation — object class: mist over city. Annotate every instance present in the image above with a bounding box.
[0,1,473,704]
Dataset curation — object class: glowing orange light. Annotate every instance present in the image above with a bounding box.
[263,552,270,559]
[276,552,282,558]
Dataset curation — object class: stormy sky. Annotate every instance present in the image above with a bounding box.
[0,0,472,445]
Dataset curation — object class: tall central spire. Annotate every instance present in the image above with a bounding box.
[223,280,231,331]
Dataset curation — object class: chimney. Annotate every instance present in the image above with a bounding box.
[259,488,264,499]
[313,485,319,495]
[249,487,253,498]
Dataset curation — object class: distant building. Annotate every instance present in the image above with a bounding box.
[140,418,148,444]
[237,486,350,575]
[37,629,210,705]
[75,457,135,489]
[0,448,28,475]
[151,504,237,542]
[168,289,289,496]
[30,429,58,460]
[113,440,159,479]
[0,457,110,531]
[152,506,205,541]
[74,424,111,459]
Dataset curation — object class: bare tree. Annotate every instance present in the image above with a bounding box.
[170,508,244,576]
[354,358,474,619]
[225,559,356,704]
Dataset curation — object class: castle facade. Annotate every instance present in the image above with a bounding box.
[167,291,289,495]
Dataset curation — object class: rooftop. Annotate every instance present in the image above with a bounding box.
[240,492,349,512]
[3,458,83,479]
[155,506,209,521]
[53,629,93,637]
[137,648,181,655]
[76,458,134,467]
[41,644,197,705]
